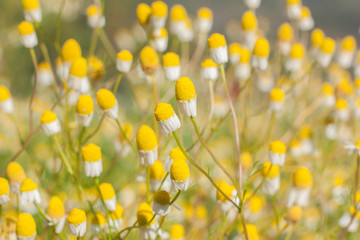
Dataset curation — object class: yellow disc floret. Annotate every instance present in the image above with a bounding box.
[254,38,270,57]
[76,95,94,115]
[47,196,65,219]
[137,202,155,226]
[322,83,334,95]
[136,125,158,151]
[311,29,324,47]
[170,5,187,21]
[96,88,116,110]
[242,11,257,31]
[301,7,311,18]
[241,152,252,171]
[261,161,280,178]
[290,43,304,59]
[278,23,293,42]
[117,50,133,61]
[150,160,165,180]
[293,167,312,188]
[140,46,159,74]
[216,180,235,202]
[18,21,35,36]
[99,183,115,200]
[162,52,180,67]
[92,213,106,226]
[287,206,302,223]
[86,5,99,16]
[7,162,25,183]
[0,86,11,101]
[69,57,87,78]
[170,224,185,239]
[269,140,286,154]
[61,39,82,63]
[240,224,259,240]
[22,0,39,10]
[137,3,152,25]
[335,98,347,109]
[249,195,264,213]
[299,126,311,139]
[170,147,186,162]
[20,178,37,192]
[175,77,196,101]
[16,213,36,237]
[170,160,190,182]
[270,88,285,102]
[239,48,251,63]
[201,58,217,68]
[154,102,175,121]
[67,208,86,225]
[229,43,242,55]
[154,190,170,205]
[341,35,356,51]
[208,33,227,49]
[0,178,10,195]
[82,143,101,162]
[198,7,212,19]
[151,1,168,18]
[320,37,336,54]
[40,110,57,124]
[153,28,168,38]
[111,204,124,219]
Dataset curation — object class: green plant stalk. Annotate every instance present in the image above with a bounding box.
[272,194,280,231]
[29,47,38,133]
[113,73,123,94]
[146,166,151,203]
[115,118,137,154]
[53,135,74,175]
[245,164,273,204]
[170,191,181,204]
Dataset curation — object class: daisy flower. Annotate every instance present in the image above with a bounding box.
[269,88,285,112]
[153,28,168,52]
[162,52,180,82]
[139,46,159,75]
[175,77,197,117]
[67,208,86,237]
[17,21,38,48]
[261,161,280,195]
[68,57,90,93]
[154,102,181,136]
[6,162,26,194]
[22,0,42,23]
[336,35,356,69]
[0,178,10,205]
[137,202,157,240]
[60,39,82,79]
[286,43,304,73]
[170,158,190,191]
[116,50,133,73]
[86,5,105,28]
[38,62,54,86]
[170,224,185,240]
[288,167,312,207]
[299,7,314,31]
[75,95,93,127]
[46,196,66,234]
[16,213,36,240]
[82,143,103,177]
[277,23,293,56]
[99,183,117,211]
[208,33,228,64]
[136,125,158,166]
[96,88,118,119]
[136,3,152,26]
[109,204,124,231]
[253,38,270,71]
[241,11,257,50]
[0,85,14,114]
[269,140,287,166]
[40,110,61,136]
[317,37,336,68]
[152,190,171,216]
[201,58,218,81]
[151,1,168,30]
[286,0,302,20]
[196,7,213,34]
[20,177,41,206]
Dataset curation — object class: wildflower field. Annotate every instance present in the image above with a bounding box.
[1,0,360,239]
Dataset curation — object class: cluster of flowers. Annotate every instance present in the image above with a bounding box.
[1,0,360,239]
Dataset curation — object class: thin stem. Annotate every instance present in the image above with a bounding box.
[146,166,151,203]
[200,80,215,135]
[245,164,273,204]
[113,73,123,94]
[53,135,74,175]
[354,154,360,203]
[34,201,49,221]
[16,194,20,215]
[88,27,100,57]
[240,213,249,240]
[272,194,279,231]
[115,118,137,154]
[29,47,39,133]
[99,28,116,62]
[82,114,105,144]
[170,191,181,205]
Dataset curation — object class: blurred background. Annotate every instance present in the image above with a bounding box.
[0,0,359,97]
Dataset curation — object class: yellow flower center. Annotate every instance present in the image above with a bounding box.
[136,125,158,151]
[86,5,99,16]
[355,140,360,148]
[16,213,36,237]
[242,11,257,31]
[320,37,336,54]
[82,143,102,162]
[254,38,270,57]
[198,7,212,19]
[162,52,180,67]
[6,162,25,183]
[39,62,50,70]
[170,5,187,21]
[139,46,159,74]
[195,205,207,219]
[96,88,116,110]
[99,183,115,200]
[322,83,334,95]
[18,21,35,36]
[150,160,165,180]
[229,43,242,55]
[0,178,10,195]
[154,190,170,205]
[278,23,293,42]
[301,6,311,18]
[76,95,94,115]
[111,204,124,220]
[154,102,175,121]
[201,58,217,68]
[40,110,57,124]
[61,39,82,63]
[22,0,39,10]
[175,77,196,101]
[269,140,286,154]
[290,43,304,59]
[311,29,324,47]
[153,28,168,38]
[293,167,312,188]
[137,3,152,26]
[341,35,356,51]
[216,180,235,202]
[170,147,186,161]
[137,202,155,226]
[261,161,280,178]
[170,159,190,182]
[170,224,185,239]
[335,98,347,110]
[117,50,133,61]
[47,196,65,219]
[69,57,87,78]
[92,213,106,226]
[287,206,302,223]
[239,48,251,63]
[240,224,259,240]
[20,178,37,192]
[0,86,11,101]
[270,88,285,102]
[208,33,227,49]
[151,1,168,18]
[290,139,301,147]
[250,195,264,213]
[287,0,301,5]
[299,126,311,139]
[67,208,86,225]
[241,152,252,170]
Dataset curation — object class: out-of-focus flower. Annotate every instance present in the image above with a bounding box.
[317,37,336,68]
[76,95,94,127]
[216,180,237,213]
[88,56,105,82]
[261,161,280,195]
[151,1,168,30]
[269,140,287,166]
[136,125,158,166]
[91,212,106,233]
[321,83,335,107]
[16,213,36,240]
[170,157,190,191]
[0,85,14,114]
[196,7,213,33]
[67,208,86,237]
[61,39,82,79]
[201,58,218,81]
[235,48,251,81]
[20,177,40,206]
[150,160,166,191]
[153,28,168,52]
[335,98,349,121]
[68,57,90,93]
[277,23,293,56]
[253,38,270,71]
[241,152,253,172]
[162,52,180,82]
[269,88,285,112]
[244,0,261,9]
[299,126,314,155]
[0,178,10,205]
[170,5,187,36]
[286,205,302,224]
[288,167,312,207]
[229,42,242,65]
[175,77,197,117]
[245,195,264,221]
[299,7,314,31]
[238,224,259,240]
[18,21,38,48]
[170,224,185,240]
[86,5,105,28]
[241,11,257,50]
[286,43,304,73]
[338,206,360,232]
[137,3,152,26]
[214,94,229,117]
[290,139,303,159]
[46,196,66,234]
[7,162,26,194]
[336,35,356,69]
[99,183,117,211]
[344,139,360,156]
[153,190,171,216]
[208,33,228,64]
[286,0,302,20]
[40,110,61,136]
[22,0,42,23]
[38,62,54,87]
[140,46,159,75]
[310,28,325,57]
[154,102,181,136]
[116,50,133,73]
[96,88,118,119]
[109,204,124,231]
[137,202,157,240]
[82,143,102,177]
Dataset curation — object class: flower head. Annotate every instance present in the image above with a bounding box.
[241,11,257,31]
[47,196,65,219]
[96,88,117,111]
[82,143,101,162]
[293,167,312,188]
[139,46,159,74]
[61,39,82,63]
[137,202,155,226]
[137,3,152,25]
[136,125,158,151]
[170,224,184,240]
[16,213,36,238]
[76,95,93,115]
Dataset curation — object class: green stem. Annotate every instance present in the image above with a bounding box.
[272,194,279,231]
[146,166,151,203]
[16,194,20,215]
[29,47,38,133]
[113,73,123,94]
[34,201,49,221]
[170,191,181,205]
[53,135,74,175]
[88,27,100,57]
[245,164,273,204]
[115,118,137,154]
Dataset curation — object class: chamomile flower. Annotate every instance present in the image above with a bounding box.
[91,213,106,233]
[235,48,251,81]
[151,1,168,30]
[331,172,347,203]
[137,3,152,26]
[86,5,105,28]
[150,160,166,191]
[286,206,302,224]
[46,196,66,234]
[75,95,93,127]
[20,177,40,206]
[88,56,105,81]
[61,39,82,78]
[22,0,42,23]
[286,43,304,72]
[245,195,264,221]
[229,43,242,65]
[170,158,190,191]
[166,147,187,171]
[162,52,180,82]
[337,35,356,69]
[7,162,26,194]
[109,204,124,231]
[40,110,61,136]
[286,0,302,20]
[99,183,117,211]
[214,95,229,117]
[310,28,325,56]
[269,88,285,112]
[241,11,257,50]
[0,85,14,114]
[96,88,118,119]
[241,152,253,172]
[344,140,360,156]
[196,7,213,33]
[136,125,158,166]
[335,98,349,121]
[139,46,159,75]
[116,50,133,73]
[321,83,336,107]
[261,161,280,195]
[317,37,336,68]
[169,5,187,36]
[0,178,10,204]
[170,224,185,240]
[277,23,293,56]
[154,102,181,136]
[208,33,228,64]
[82,143,102,177]
[68,57,90,93]
[114,122,133,154]
[288,167,312,207]
[299,7,314,31]
[216,180,238,213]
[153,190,171,216]
[16,213,36,240]
[175,77,197,117]
[153,28,168,52]
[38,62,54,86]
[137,202,157,240]
[290,139,303,159]
[338,206,360,232]
[253,38,270,71]
[18,21,38,48]
[269,140,287,166]
[67,208,86,237]
[299,126,313,155]
[244,0,261,9]
[201,58,218,81]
